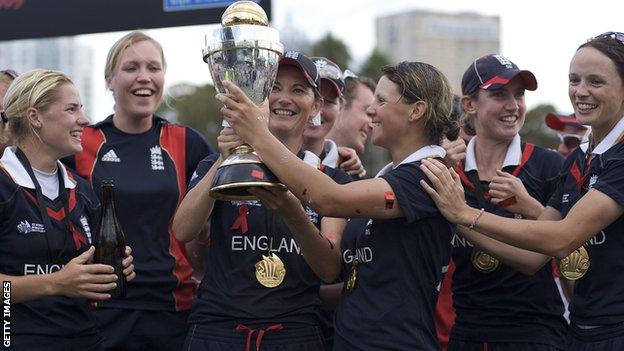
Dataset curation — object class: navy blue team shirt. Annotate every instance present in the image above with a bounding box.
[188,151,351,327]
[451,136,567,347]
[548,117,624,327]
[64,115,214,312]
[334,145,454,350]
[0,147,100,338]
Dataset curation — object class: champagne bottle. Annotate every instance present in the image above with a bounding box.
[94,180,127,298]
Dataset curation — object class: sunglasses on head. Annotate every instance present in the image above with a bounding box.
[1,69,18,80]
[588,31,624,46]
[558,133,583,149]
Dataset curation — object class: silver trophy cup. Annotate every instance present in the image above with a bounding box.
[203,1,285,201]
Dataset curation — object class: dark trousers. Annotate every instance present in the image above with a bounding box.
[448,339,561,351]
[94,308,190,351]
[566,322,624,351]
[7,333,102,351]
[183,323,325,351]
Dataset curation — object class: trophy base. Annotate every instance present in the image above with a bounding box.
[209,149,286,201]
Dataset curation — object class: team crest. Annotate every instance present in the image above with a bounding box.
[150,146,165,170]
[588,175,598,188]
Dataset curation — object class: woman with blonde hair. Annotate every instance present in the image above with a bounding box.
[0,69,134,350]
[64,31,214,350]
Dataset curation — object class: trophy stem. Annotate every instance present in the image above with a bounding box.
[232,144,254,154]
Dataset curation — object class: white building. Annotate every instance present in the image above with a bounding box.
[376,10,500,94]
[0,37,94,116]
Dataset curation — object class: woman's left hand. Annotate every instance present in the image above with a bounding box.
[248,187,307,221]
[216,81,270,146]
[419,158,473,225]
[122,246,136,282]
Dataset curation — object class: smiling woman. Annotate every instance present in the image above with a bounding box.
[172,51,352,351]
[434,54,568,351]
[420,32,624,350]
[216,61,457,349]
[0,69,135,350]
[63,31,215,351]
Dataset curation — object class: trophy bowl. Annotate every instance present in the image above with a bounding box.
[203,1,285,201]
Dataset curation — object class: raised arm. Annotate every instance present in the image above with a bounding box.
[216,81,403,220]
[420,158,623,259]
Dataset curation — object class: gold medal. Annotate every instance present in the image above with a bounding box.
[471,249,500,273]
[254,252,286,288]
[345,259,358,293]
[559,246,590,281]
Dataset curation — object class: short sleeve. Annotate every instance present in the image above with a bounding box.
[188,153,219,190]
[592,158,624,207]
[542,152,565,202]
[546,176,563,211]
[380,162,439,223]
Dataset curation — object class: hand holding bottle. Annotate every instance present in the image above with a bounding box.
[122,245,136,282]
[51,246,119,300]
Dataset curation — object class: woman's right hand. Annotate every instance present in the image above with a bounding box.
[51,246,118,300]
[217,127,245,159]
[419,158,475,226]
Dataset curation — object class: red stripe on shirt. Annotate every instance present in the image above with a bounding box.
[75,128,106,184]
[160,124,196,311]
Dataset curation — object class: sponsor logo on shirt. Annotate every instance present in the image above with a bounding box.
[588,175,598,188]
[150,146,165,170]
[101,149,121,162]
[80,215,92,244]
[562,193,570,203]
[16,220,45,234]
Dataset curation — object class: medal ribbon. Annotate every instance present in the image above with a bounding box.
[231,203,249,234]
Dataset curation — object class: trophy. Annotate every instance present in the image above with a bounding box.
[203,1,285,201]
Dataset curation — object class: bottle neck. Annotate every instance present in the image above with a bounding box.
[101,184,115,212]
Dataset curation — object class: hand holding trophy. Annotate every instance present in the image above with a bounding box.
[203,0,285,200]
